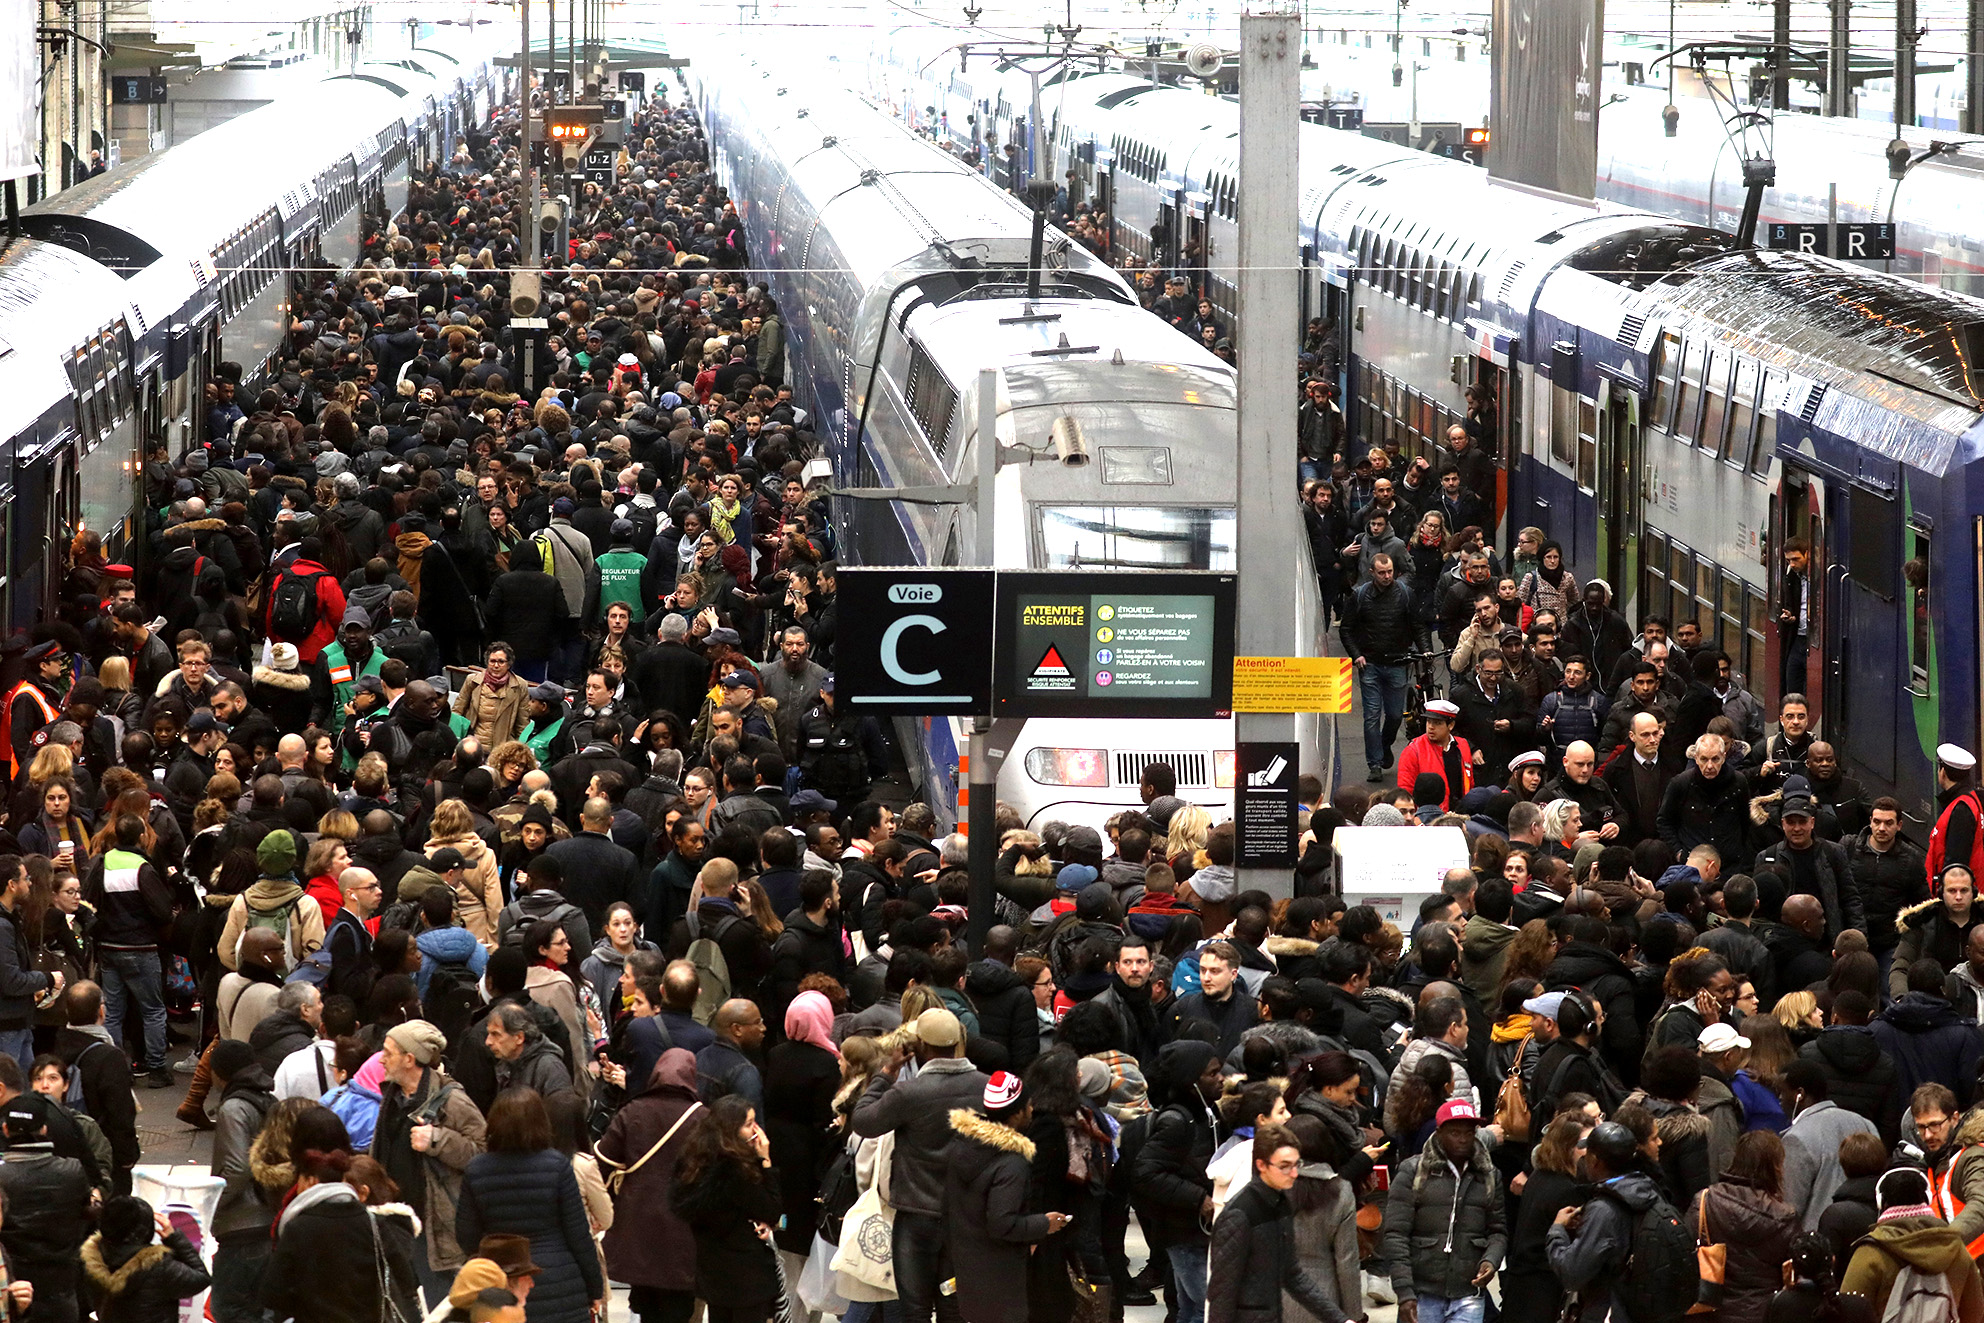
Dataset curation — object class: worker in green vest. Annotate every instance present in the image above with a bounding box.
[583,519,650,628]
[310,605,387,739]
[522,681,574,766]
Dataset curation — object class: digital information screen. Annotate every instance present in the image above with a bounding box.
[993,572,1235,718]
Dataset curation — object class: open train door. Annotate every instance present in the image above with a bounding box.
[1772,466,1828,723]
[1594,379,1642,619]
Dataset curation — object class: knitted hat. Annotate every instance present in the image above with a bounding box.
[983,1070,1023,1110]
[257,831,297,876]
[386,1019,447,1067]
[269,642,300,672]
[448,1261,510,1308]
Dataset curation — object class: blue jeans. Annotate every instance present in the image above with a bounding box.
[0,1026,31,1076]
[1168,1242,1209,1323]
[100,948,166,1071]
[1417,1295,1487,1323]
[1359,662,1410,769]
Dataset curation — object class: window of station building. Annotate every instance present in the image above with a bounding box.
[1908,529,1931,693]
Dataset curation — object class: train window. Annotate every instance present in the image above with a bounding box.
[1669,547,1694,631]
[1696,559,1719,633]
[1673,341,1704,445]
[1749,374,1779,477]
[1550,383,1576,466]
[1726,361,1757,466]
[1698,357,1728,455]
[1848,485,1900,600]
[1644,529,1669,613]
[1720,570,1745,655]
[1745,585,1769,686]
[1909,531,1931,693]
[1576,398,1598,491]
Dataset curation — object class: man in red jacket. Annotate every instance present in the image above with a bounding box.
[263,538,347,665]
[1396,699,1473,811]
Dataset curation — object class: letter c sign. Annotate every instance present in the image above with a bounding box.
[880,615,944,686]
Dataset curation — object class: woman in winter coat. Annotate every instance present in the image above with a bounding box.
[1278,1114,1362,1319]
[17,777,90,862]
[1686,1131,1801,1323]
[579,902,658,1022]
[763,991,840,1267]
[1622,1046,1718,1206]
[455,1088,605,1323]
[667,1093,786,1323]
[1501,1112,1590,1321]
[248,642,313,738]
[423,799,504,947]
[524,918,594,1101]
[598,1049,703,1323]
[946,1072,1066,1323]
[1024,1046,1114,1317]
[263,1111,420,1323]
[1518,539,1580,624]
[81,1196,212,1323]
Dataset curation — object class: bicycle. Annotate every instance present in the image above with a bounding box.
[1401,647,1452,742]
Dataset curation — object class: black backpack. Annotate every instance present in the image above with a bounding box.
[270,567,324,641]
[423,960,484,1050]
[1592,1186,1700,1323]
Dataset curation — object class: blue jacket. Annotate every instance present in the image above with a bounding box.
[415,926,488,1000]
[322,1080,382,1150]
[1539,683,1609,752]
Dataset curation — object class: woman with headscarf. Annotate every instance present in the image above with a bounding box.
[763,990,841,1310]
[598,1050,703,1323]
[1518,540,1580,624]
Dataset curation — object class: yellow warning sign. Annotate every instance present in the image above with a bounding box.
[1232,656,1353,713]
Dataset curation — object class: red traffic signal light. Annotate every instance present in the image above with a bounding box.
[1464,127,1490,146]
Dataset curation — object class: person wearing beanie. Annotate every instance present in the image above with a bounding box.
[215,830,326,973]
[945,1072,1065,1323]
[1132,1040,1225,1323]
[248,640,313,735]
[80,1195,210,1323]
[374,1019,488,1294]
[1841,1166,1984,1318]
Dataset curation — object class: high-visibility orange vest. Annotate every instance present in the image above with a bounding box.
[1928,1151,1984,1259]
[0,680,58,780]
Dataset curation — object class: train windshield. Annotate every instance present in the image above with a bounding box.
[1034,505,1236,570]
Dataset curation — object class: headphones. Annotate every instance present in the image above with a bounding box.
[1556,988,1596,1037]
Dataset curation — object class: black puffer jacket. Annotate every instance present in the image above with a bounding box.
[966,958,1041,1071]
[1208,1176,1350,1323]
[82,1230,211,1323]
[455,1148,603,1319]
[1846,831,1928,954]
[1542,941,1644,1085]
[0,1148,91,1264]
[1799,1025,1902,1146]
[1380,1140,1508,1304]
[1339,577,1416,665]
[1131,1042,1221,1246]
[248,1008,315,1077]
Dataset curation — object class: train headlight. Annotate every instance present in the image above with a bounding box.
[1024,747,1109,787]
[1213,750,1237,788]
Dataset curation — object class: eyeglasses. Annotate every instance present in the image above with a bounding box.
[1265,1159,1301,1173]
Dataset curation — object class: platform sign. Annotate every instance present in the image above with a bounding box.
[1334,825,1470,931]
[1235,741,1300,867]
[583,143,617,186]
[833,569,996,714]
[993,571,1236,718]
[1233,656,1351,713]
[1836,223,1896,259]
[1768,223,1829,255]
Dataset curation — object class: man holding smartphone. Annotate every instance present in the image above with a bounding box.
[0,856,55,1071]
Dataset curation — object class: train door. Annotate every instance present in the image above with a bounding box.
[1594,381,1641,615]
[1471,357,1513,532]
[1831,483,1905,790]
[1772,467,1827,720]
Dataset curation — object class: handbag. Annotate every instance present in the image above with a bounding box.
[596,1102,700,1197]
[1691,1189,1727,1315]
[831,1181,897,1292]
[767,1242,796,1323]
[367,1202,413,1323]
[1067,1261,1111,1323]
[1494,1035,1533,1141]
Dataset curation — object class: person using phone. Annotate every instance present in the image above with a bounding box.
[945,1072,1068,1323]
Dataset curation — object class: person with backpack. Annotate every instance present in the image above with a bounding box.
[414,887,489,1035]
[1548,1118,1700,1323]
[1841,1166,1984,1321]
[216,831,325,976]
[371,1018,489,1304]
[51,982,138,1196]
[263,536,347,666]
[497,856,592,961]
[79,814,175,1089]
[208,1038,277,1323]
[664,861,773,1023]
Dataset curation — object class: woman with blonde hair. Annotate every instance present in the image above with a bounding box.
[423,798,503,947]
[1165,803,1212,873]
[314,809,358,843]
[1773,990,1824,1041]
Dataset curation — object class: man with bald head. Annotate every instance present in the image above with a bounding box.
[1761,893,1836,992]
[1604,709,1679,847]
[545,796,639,932]
[656,960,716,1054]
[696,998,765,1107]
[324,867,382,1001]
[1541,740,1621,841]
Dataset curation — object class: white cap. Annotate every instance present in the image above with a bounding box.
[385,285,411,299]
[1425,699,1460,719]
[1698,1023,1751,1053]
[1939,743,1978,772]
[1508,750,1545,770]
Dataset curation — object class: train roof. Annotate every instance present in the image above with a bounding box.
[0,241,132,448]
[907,296,1235,404]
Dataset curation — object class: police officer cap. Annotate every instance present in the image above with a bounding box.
[23,641,60,663]
[1586,1121,1638,1168]
[1940,744,1978,772]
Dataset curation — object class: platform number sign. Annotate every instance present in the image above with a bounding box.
[583,144,617,186]
[112,76,168,105]
[1768,222,1896,260]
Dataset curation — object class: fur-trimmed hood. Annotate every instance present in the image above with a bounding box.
[1620,1090,1714,1143]
[1263,935,1320,959]
[81,1236,170,1295]
[252,665,311,691]
[371,1200,422,1236]
[948,1107,1036,1160]
[1750,789,1782,827]
[1895,895,1973,936]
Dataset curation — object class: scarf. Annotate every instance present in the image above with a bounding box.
[784,989,838,1057]
[1538,541,1566,587]
[707,493,741,544]
[1491,1012,1534,1044]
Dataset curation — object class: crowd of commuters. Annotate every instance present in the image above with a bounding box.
[0,51,1975,1323]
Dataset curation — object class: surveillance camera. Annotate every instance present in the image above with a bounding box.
[1050,416,1090,468]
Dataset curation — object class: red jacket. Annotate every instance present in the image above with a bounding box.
[264,558,347,665]
[1396,733,1474,810]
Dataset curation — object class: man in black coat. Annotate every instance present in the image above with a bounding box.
[547,717,643,827]
[1562,582,1634,684]
[1450,648,1535,787]
[1602,709,1682,847]
[247,984,321,1078]
[544,797,641,933]
[54,981,139,1195]
[1088,933,1165,1068]
[1132,1040,1223,1323]
[964,926,1044,1072]
[629,613,709,722]
[482,563,568,677]
[1753,791,1865,942]
[762,871,848,1031]
[1798,989,1902,1146]
[1847,800,1928,978]
[1542,915,1644,1085]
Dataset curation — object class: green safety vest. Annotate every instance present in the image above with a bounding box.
[594,549,648,625]
[321,641,386,737]
[524,715,565,765]
[449,711,470,740]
